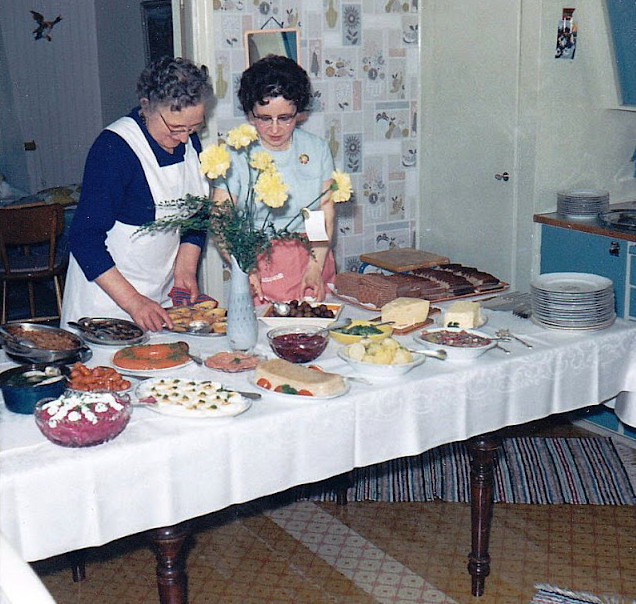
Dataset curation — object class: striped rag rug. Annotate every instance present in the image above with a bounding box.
[530,583,636,604]
[301,437,636,505]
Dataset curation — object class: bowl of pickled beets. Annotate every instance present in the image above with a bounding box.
[266,325,329,364]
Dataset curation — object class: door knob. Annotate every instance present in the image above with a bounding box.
[495,172,509,181]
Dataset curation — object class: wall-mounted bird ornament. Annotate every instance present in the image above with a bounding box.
[30,10,62,41]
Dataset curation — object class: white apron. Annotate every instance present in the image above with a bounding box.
[61,117,208,326]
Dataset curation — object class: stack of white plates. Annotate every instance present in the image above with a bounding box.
[557,189,610,218]
[531,272,615,331]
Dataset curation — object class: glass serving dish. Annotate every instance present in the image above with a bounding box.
[266,325,329,363]
[34,390,131,447]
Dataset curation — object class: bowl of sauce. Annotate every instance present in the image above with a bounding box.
[267,325,329,364]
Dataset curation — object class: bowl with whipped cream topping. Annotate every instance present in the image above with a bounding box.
[34,390,131,447]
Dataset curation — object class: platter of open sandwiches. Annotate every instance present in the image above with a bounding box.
[164,300,227,335]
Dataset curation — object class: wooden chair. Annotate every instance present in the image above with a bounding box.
[0,203,68,324]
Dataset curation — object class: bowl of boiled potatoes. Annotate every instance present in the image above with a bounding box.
[337,336,426,379]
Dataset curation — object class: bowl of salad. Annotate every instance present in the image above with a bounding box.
[329,320,392,345]
[412,327,495,361]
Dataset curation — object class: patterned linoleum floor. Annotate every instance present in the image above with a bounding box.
[32,418,636,604]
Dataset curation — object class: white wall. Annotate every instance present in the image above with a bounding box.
[95,0,146,127]
[533,1,636,212]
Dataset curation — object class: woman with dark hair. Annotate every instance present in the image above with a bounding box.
[61,57,213,331]
[213,54,337,302]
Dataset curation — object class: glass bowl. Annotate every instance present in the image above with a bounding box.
[266,325,329,364]
[34,390,131,447]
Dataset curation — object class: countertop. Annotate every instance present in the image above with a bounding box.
[534,201,636,243]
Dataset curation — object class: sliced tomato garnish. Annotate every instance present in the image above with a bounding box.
[296,389,313,396]
[256,378,271,389]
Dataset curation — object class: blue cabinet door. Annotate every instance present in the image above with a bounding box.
[540,225,627,317]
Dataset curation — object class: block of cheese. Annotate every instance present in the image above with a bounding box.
[381,297,431,328]
[443,301,481,328]
[254,358,345,397]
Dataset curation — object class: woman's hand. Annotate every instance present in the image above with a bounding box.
[125,294,172,332]
[94,266,172,332]
[299,261,325,301]
[249,269,265,302]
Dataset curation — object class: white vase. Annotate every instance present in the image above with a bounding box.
[226,255,258,351]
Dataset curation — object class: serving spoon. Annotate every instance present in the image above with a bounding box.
[407,348,448,361]
[0,326,38,349]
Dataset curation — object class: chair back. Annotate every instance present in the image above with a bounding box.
[0,203,64,274]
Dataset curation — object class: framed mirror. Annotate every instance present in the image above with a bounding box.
[244,28,300,67]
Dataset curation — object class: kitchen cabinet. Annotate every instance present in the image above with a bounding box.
[535,212,636,320]
[535,210,636,441]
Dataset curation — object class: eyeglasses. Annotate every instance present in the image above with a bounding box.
[158,110,203,135]
[251,111,298,127]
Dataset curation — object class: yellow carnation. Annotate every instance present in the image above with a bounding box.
[249,150,274,172]
[331,170,353,203]
[199,144,230,180]
[254,169,289,208]
[227,124,258,149]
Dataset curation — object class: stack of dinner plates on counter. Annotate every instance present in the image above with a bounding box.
[530,272,615,331]
[557,189,610,219]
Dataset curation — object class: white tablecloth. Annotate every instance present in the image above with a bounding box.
[2,305,636,562]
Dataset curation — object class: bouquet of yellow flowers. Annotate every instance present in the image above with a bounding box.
[141,123,352,273]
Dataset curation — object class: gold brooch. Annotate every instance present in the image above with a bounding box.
[299,153,309,164]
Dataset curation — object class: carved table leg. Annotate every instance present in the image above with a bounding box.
[335,470,355,506]
[147,522,192,604]
[467,435,500,597]
[66,550,86,582]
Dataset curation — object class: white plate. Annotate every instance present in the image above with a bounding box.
[531,273,613,294]
[337,348,426,379]
[258,302,343,328]
[412,327,496,361]
[531,314,616,331]
[249,376,350,401]
[163,328,225,337]
[435,313,488,329]
[134,378,252,418]
[111,357,193,377]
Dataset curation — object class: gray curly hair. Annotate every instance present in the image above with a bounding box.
[137,57,213,111]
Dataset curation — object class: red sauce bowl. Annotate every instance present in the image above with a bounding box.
[266,325,329,364]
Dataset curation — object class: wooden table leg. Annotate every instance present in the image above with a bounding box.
[66,550,86,582]
[147,522,192,604]
[467,435,500,597]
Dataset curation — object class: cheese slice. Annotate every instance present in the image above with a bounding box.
[255,359,345,397]
[443,301,481,328]
[381,297,430,328]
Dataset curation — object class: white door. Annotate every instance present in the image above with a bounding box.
[419,0,521,286]
[0,0,102,192]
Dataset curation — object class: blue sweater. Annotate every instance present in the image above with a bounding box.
[69,108,205,281]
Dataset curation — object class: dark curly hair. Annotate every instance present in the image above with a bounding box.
[238,55,311,114]
[137,57,213,111]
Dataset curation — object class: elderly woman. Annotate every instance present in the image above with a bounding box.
[212,55,336,303]
[61,57,213,331]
